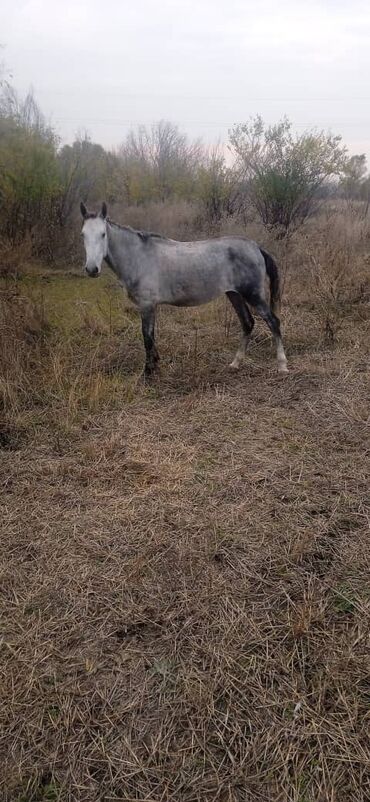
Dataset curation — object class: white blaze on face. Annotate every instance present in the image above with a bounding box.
[82,216,108,276]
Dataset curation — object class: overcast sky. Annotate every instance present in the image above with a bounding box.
[1,0,370,161]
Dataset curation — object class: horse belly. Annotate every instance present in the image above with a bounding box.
[160,260,230,306]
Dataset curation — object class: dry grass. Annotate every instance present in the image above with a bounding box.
[0,207,369,802]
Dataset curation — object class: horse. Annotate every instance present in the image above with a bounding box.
[80,202,288,376]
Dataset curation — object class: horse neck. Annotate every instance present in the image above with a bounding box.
[105,223,140,284]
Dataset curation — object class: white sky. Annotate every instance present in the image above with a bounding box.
[1,0,370,162]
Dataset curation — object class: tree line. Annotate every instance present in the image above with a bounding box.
[0,80,369,257]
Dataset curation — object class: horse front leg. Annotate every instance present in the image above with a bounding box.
[141,307,160,377]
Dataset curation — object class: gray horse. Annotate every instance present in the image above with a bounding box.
[80,202,288,376]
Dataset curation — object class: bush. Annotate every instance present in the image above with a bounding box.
[229,116,348,237]
[0,88,60,245]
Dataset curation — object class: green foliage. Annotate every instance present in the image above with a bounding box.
[57,134,119,225]
[196,145,236,226]
[340,154,368,200]
[229,116,348,236]
[333,584,356,614]
[0,88,60,243]
[0,76,364,261]
[118,120,205,204]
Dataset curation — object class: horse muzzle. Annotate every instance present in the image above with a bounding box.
[85,265,100,277]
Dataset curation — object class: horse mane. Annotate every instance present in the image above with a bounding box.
[108,218,167,243]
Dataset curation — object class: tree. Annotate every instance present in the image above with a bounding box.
[196,144,238,227]
[0,84,55,141]
[229,116,348,237]
[0,87,59,242]
[339,154,367,200]
[57,134,117,226]
[0,45,12,92]
[118,120,205,203]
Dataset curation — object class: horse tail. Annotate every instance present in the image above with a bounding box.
[259,248,281,317]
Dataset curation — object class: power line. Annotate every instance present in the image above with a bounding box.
[53,116,370,130]
[39,89,370,102]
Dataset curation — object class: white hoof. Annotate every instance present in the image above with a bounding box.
[278,364,289,374]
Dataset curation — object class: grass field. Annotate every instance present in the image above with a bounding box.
[0,210,369,801]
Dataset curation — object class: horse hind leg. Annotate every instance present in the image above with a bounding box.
[252,297,288,374]
[226,291,255,369]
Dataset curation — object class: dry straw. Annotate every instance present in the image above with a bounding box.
[0,205,369,801]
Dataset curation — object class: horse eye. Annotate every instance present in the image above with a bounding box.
[102,233,106,238]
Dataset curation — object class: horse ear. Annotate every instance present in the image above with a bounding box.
[101,201,107,220]
[80,201,87,219]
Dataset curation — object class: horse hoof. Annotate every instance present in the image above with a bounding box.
[278,365,289,375]
[229,361,240,370]
[144,365,159,381]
